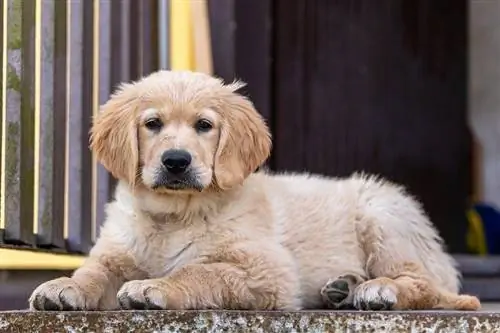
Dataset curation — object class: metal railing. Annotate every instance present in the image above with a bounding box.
[0,0,165,255]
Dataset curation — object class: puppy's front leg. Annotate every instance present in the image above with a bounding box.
[118,243,301,310]
[29,242,144,311]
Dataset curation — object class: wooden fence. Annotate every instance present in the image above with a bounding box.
[0,0,167,255]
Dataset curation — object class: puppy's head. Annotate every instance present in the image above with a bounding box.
[90,70,271,193]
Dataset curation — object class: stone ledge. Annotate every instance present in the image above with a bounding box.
[1,310,500,333]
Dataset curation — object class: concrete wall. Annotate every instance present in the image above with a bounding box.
[469,0,500,208]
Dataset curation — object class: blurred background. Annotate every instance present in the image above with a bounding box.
[0,0,499,310]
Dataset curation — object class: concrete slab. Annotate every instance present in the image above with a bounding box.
[1,310,500,333]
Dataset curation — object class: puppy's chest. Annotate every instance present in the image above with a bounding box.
[134,225,205,278]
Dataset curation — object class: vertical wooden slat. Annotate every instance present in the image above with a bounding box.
[110,0,131,85]
[130,0,159,78]
[66,0,91,253]
[158,0,170,70]
[207,0,235,80]
[0,0,7,239]
[207,0,273,164]
[272,0,469,252]
[170,0,194,71]
[107,0,131,201]
[36,0,65,249]
[93,0,111,242]
[3,0,23,243]
[4,0,36,245]
[191,0,213,75]
[139,0,158,75]
[74,0,93,253]
[128,0,140,80]
[52,0,68,249]
[234,0,273,120]
[272,0,307,172]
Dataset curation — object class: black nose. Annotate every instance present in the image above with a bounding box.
[161,149,192,174]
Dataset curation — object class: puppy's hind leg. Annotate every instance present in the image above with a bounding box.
[352,262,481,311]
[352,177,480,311]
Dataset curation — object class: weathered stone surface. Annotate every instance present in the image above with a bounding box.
[0,310,500,333]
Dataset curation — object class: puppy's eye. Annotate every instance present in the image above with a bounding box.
[145,118,163,131]
[195,119,213,133]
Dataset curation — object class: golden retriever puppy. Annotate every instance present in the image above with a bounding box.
[29,70,479,311]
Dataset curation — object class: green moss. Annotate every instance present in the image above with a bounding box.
[40,116,54,229]
[40,200,52,229]
[5,122,19,189]
[7,0,22,50]
[6,65,20,92]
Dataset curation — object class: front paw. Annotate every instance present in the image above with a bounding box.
[117,280,169,310]
[29,277,92,311]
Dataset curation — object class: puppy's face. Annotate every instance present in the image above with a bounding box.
[90,70,271,193]
[138,105,220,192]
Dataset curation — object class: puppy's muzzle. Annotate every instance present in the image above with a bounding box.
[161,149,192,175]
[153,149,202,191]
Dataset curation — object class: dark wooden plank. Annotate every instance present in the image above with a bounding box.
[208,0,273,165]
[0,270,73,310]
[207,0,235,81]
[234,0,273,123]
[272,0,469,253]
[455,255,500,277]
[461,278,500,302]
[272,0,307,172]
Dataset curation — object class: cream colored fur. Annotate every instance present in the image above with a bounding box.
[29,70,480,311]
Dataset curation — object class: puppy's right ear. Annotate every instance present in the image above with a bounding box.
[89,84,139,186]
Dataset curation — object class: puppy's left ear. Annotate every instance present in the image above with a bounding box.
[214,84,272,190]
[89,84,139,186]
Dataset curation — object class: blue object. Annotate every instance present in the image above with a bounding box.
[467,203,500,255]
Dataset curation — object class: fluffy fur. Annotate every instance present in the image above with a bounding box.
[29,70,480,311]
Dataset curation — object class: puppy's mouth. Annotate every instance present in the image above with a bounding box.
[151,171,205,192]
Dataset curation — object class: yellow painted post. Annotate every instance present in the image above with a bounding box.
[169,0,195,71]
[191,0,213,75]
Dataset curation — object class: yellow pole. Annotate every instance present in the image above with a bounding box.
[170,0,195,70]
